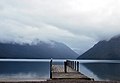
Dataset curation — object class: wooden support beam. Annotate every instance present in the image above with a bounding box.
[64,61,67,73]
[50,59,52,79]
[75,61,76,70]
[77,62,79,72]
[72,61,74,69]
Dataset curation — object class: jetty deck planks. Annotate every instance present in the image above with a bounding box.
[52,65,91,80]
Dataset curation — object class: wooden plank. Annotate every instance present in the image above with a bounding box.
[52,65,91,79]
[52,72,89,79]
[52,65,76,72]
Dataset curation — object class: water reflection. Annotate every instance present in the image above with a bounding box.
[0,59,120,81]
[81,63,120,81]
[0,62,50,79]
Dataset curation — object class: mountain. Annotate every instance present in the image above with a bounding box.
[78,36,120,60]
[0,41,79,59]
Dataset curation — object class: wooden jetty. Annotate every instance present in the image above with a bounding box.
[50,60,94,81]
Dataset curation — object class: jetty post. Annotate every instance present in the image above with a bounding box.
[50,58,52,79]
[77,61,79,72]
[75,61,76,70]
[64,60,80,73]
[72,61,74,69]
[64,61,67,73]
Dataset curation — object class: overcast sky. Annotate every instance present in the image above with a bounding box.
[0,0,120,54]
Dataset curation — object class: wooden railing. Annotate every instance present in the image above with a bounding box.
[50,59,80,79]
[64,60,79,73]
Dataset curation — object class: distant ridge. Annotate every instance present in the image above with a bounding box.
[0,41,79,59]
[78,35,120,60]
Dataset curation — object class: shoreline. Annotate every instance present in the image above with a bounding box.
[0,79,120,83]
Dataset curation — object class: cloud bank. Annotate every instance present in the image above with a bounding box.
[0,0,120,54]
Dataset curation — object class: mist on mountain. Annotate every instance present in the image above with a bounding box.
[78,35,120,60]
[0,41,79,59]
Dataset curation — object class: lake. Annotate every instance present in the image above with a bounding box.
[0,59,120,81]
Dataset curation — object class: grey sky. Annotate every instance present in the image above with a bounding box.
[0,0,120,54]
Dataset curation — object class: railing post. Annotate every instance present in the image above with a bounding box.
[75,61,76,70]
[71,61,73,69]
[72,61,73,69]
[50,59,52,79]
[67,60,69,67]
[73,61,74,69]
[77,61,79,72]
[64,61,67,73]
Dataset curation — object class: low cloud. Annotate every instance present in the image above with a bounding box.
[0,0,120,54]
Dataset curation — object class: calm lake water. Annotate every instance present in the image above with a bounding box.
[0,59,120,81]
